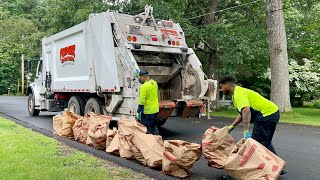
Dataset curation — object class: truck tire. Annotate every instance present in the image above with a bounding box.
[85,98,103,115]
[68,96,85,116]
[157,118,167,127]
[28,94,40,116]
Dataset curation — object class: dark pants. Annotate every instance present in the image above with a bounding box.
[251,111,280,155]
[141,113,159,135]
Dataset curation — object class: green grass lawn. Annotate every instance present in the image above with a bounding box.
[0,117,150,180]
[211,107,320,126]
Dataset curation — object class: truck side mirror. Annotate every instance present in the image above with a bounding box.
[36,59,43,76]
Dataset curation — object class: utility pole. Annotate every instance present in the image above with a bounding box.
[17,79,20,95]
[26,59,30,88]
[21,54,25,96]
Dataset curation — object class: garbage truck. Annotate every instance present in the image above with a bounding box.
[27,5,217,126]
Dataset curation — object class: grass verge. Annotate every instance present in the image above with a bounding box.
[211,107,320,126]
[0,117,150,180]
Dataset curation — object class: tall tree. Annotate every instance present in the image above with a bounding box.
[203,0,219,80]
[203,0,220,108]
[266,0,292,112]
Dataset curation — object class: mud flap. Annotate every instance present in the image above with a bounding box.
[179,100,204,118]
[158,101,176,120]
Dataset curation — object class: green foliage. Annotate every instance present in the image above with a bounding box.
[41,0,118,34]
[288,58,320,106]
[314,100,320,109]
[0,14,40,94]
[285,0,320,63]
[264,58,320,106]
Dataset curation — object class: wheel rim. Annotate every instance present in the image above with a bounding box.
[69,103,77,114]
[88,106,96,113]
[28,97,33,112]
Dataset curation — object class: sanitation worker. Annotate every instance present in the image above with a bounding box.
[137,70,159,135]
[218,75,286,175]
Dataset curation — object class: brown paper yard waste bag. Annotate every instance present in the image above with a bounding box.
[117,119,147,135]
[106,119,146,157]
[162,140,202,178]
[106,131,120,156]
[224,138,286,180]
[106,127,117,148]
[116,119,147,159]
[118,130,134,159]
[72,114,92,145]
[116,119,146,159]
[53,110,81,138]
[126,134,146,165]
[62,111,82,138]
[202,126,235,168]
[128,133,164,168]
[53,114,63,136]
[201,126,286,179]
[87,114,112,150]
[72,116,85,141]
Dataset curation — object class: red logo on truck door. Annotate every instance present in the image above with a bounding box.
[60,45,76,63]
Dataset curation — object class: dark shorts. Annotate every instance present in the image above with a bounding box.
[252,111,280,155]
[141,113,159,135]
[250,110,280,123]
[259,110,280,123]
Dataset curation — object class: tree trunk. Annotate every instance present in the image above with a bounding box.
[266,0,292,112]
[204,0,220,109]
[204,0,219,80]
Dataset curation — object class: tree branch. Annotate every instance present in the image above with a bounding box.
[198,36,215,52]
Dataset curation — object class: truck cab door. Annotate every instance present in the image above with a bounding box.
[35,59,45,90]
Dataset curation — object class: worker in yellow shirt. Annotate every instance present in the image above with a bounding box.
[137,70,159,135]
[219,75,286,175]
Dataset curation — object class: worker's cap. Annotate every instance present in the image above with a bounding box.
[139,70,149,76]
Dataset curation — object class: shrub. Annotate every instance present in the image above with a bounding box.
[313,100,320,109]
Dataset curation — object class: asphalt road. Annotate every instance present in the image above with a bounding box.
[0,96,319,180]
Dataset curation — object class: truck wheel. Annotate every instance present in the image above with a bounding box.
[85,98,103,115]
[28,94,40,116]
[157,118,167,127]
[68,96,85,116]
